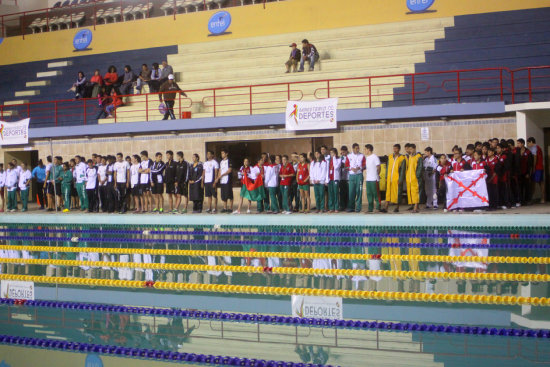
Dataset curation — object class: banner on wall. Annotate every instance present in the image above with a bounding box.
[0,118,29,146]
[285,99,338,131]
[292,295,343,319]
[445,169,489,210]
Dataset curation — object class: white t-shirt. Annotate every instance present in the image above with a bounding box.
[365,154,381,182]
[114,161,130,183]
[45,162,53,180]
[249,166,260,180]
[75,162,87,183]
[219,158,232,185]
[264,164,278,188]
[85,167,97,189]
[203,159,219,184]
[97,165,107,186]
[18,169,32,190]
[140,159,152,184]
[130,163,140,187]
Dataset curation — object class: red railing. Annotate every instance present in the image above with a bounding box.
[0,0,266,38]
[1,66,549,127]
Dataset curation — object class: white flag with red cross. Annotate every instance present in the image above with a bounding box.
[445,169,489,210]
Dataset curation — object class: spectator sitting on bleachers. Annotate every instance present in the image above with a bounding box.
[104,65,120,95]
[159,74,186,120]
[136,64,151,94]
[90,69,104,98]
[120,65,136,96]
[285,43,301,73]
[149,63,161,93]
[298,39,319,72]
[71,71,87,100]
[104,89,123,118]
[159,60,173,85]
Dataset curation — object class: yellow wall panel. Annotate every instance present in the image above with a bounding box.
[0,0,547,65]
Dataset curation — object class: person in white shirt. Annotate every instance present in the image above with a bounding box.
[0,163,5,212]
[5,163,18,212]
[319,145,330,211]
[85,159,98,212]
[43,156,54,211]
[114,153,130,213]
[73,156,88,211]
[139,151,153,213]
[18,162,32,212]
[311,151,328,213]
[326,148,341,213]
[364,144,381,213]
[264,156,280,214]
[215,148,233,213]
[423,147,438,209]
[346,143,366,212]
[202,150,219,213]
[130,155,142,213]
[96,156,108,212]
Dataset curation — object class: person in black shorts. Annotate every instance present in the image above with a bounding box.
[150,152,166,213]
[216,148,234,213]
[69,159,79,209]
[139,150,153,212]
[175,151,189,214]
[202,150,219,213]
[164,150,178,213]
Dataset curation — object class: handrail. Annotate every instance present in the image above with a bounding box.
[0,65,549,127]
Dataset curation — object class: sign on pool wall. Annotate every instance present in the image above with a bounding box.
[0,118,29,146]
[0,281,34,300]
[407,0,435,13]
[286,99,338,131]
[208,11,231,35]
[292,295,343,319]
[73,29,93,51]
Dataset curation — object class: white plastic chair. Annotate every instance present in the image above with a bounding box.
[95,8,105,24]
[161,1,173,15]
[129,4,143,19]
[48,16,60,31]
[72,12,85,27]
[58,14,71,29]
[101,8,114,23]
[28,18,41,33]
[108,7,122,22]
[181,0,195,12]
[139,3,153,18]
[212,0,226,8]
[189,0,203,11]
[122,5,134,20]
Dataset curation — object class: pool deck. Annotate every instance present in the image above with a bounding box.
[2,203,550,227]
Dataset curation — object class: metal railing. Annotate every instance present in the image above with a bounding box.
[0,65,549,127]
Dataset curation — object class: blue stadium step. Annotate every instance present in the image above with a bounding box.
[424,44,550,64]
[442,21,550,41]
[452,7,550,27]
[433,32,550,52]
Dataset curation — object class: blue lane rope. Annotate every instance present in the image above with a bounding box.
[0,235,548,249]
[2,299,549,339]
[6,227,550,239]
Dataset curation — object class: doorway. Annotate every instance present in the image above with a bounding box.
[4,150,39,203]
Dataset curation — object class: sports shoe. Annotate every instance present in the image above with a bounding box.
[63,209,70,213]
[211,209,217,214]
[246,209,251,214]
[152,208,158,212]
[501,206,508,210]
[180,209,187,214]
[205,209,211,213]
[515,203,521,207]
[232,210,240,214]
[159,208,164,213]
[171,209,178,214]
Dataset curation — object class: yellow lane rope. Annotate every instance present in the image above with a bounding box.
[0,245,548,264]
[0,274,547,306]
[0,258,548,282]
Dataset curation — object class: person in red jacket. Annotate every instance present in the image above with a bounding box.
[516,138,533,205]
[496,143,511,209]
[104,65,119,95]
[527,137,545,203]
[296,153,310,213]
[279,155,295,214]
[104,90,123,118]
[485,148,499,210]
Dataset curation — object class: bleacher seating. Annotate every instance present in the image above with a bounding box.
[383,7,550,107]
[0,45,177,127]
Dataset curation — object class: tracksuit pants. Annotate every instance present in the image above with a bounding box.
[366,181,381,212]
[314,184,325,211]
[62,184,71,210]
[99,186,107,212]
[280,185,291,212]
[116,183,127,212]
[7,190,16,210]
[86,188,97,212]
[290,181,300,211]
[424,172,437,208]
[339,180,349,211]
[328,180,339,211]
[268,187,279,213]
[75,182,88,210]
[347,174,363,212]
[20,189,29,211]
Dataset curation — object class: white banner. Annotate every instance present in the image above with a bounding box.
[445,169,489,210]
[0,118,29,146]
[292,295,343,319]
[448,230,489,269]
[1,280,35,300]
[286,98,337,131]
